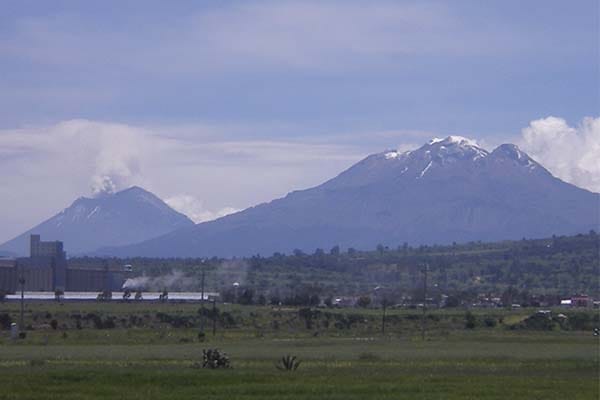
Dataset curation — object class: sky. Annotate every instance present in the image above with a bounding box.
[0,0,598,242]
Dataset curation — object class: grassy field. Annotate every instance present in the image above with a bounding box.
[0,303,598,399]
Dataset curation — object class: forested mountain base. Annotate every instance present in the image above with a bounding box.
[71,232,600,304]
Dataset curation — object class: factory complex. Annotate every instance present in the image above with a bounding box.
[0,235,128,293]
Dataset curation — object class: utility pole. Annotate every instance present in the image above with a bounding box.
[421,263,428,341]
[18,276,25,332]
[200,261,206,334]
[381,298,387,335]
[212,298,217,337]
[381,299,387,335]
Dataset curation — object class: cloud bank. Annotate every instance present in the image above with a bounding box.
[519,116,600,193]
[0,119,366,242]
[165,195,240,223]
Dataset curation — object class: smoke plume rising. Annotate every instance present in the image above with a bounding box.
[122,271,194,291]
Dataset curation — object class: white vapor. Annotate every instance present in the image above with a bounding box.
[0,119,367,242]
[122,270,193,291]
[165,195,239,223]
[519,116,600,193]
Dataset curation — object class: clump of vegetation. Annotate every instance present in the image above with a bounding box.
[276,355,301,371]
[465,311,477,329]
[357,352,380,361]
[0,313,12,330]
[483,316,497,328]
[29,359,45,367]
[202,349,232,369]
[514,313,557,331]
[155,312,194,328]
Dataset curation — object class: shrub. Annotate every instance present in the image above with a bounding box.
[219,312,236,328]
[465,311,477,329]
[483,317,497,328]
[29,359,46,367]
[567,312,593,331]
[276,355,301,371]
[0,313,11,330]
[356,296,371,308]
[202,349,232,369]
[357,352,380,361]
[516,314,557,331]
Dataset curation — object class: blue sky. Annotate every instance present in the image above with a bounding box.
[0,0,598,242]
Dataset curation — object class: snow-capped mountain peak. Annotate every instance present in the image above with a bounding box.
[102,136,599,258]
[416,136,489,165]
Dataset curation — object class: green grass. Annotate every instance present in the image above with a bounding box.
[0,303,598,399]
[0,357,596,399]
[0,336,598,399]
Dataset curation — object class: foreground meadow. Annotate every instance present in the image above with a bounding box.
[0,303,598,399]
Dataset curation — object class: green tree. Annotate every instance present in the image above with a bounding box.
[356,296,371,308]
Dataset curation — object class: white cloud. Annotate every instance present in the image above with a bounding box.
[0,119,152,194]
[519,116,600,192]
[165,195,239,223]
[0,119,370,242]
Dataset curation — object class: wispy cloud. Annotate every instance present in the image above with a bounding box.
[3,1,573,80]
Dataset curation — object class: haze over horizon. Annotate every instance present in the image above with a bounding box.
[0,1,598,242]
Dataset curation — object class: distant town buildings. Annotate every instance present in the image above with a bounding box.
[0,235,128,293]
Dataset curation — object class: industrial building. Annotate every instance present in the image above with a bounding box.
[0,235,128,293]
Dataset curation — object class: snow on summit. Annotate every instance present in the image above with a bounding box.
[428,136,481,148]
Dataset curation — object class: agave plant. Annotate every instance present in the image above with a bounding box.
[276,355,301,371]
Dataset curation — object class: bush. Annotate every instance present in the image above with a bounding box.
[29,359,46,367]
[483,317,497,328]
[202,349,232,369]
[567,312,593,331]
[219,312,236,328]
[516,314,557,331]
[465,311,477,329]
[357,352,380,361]
[356,296,371,308]
[0,313,11,330]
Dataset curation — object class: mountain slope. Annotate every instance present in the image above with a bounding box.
[0,186,194,255]
[101,137,600,258]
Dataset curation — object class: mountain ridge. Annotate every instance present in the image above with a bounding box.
[97,137,600,258]
[0,186,194,256]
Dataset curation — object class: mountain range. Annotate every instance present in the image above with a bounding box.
[0,186,194,256]
[97,136,599,257]
[2,136,598,258]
